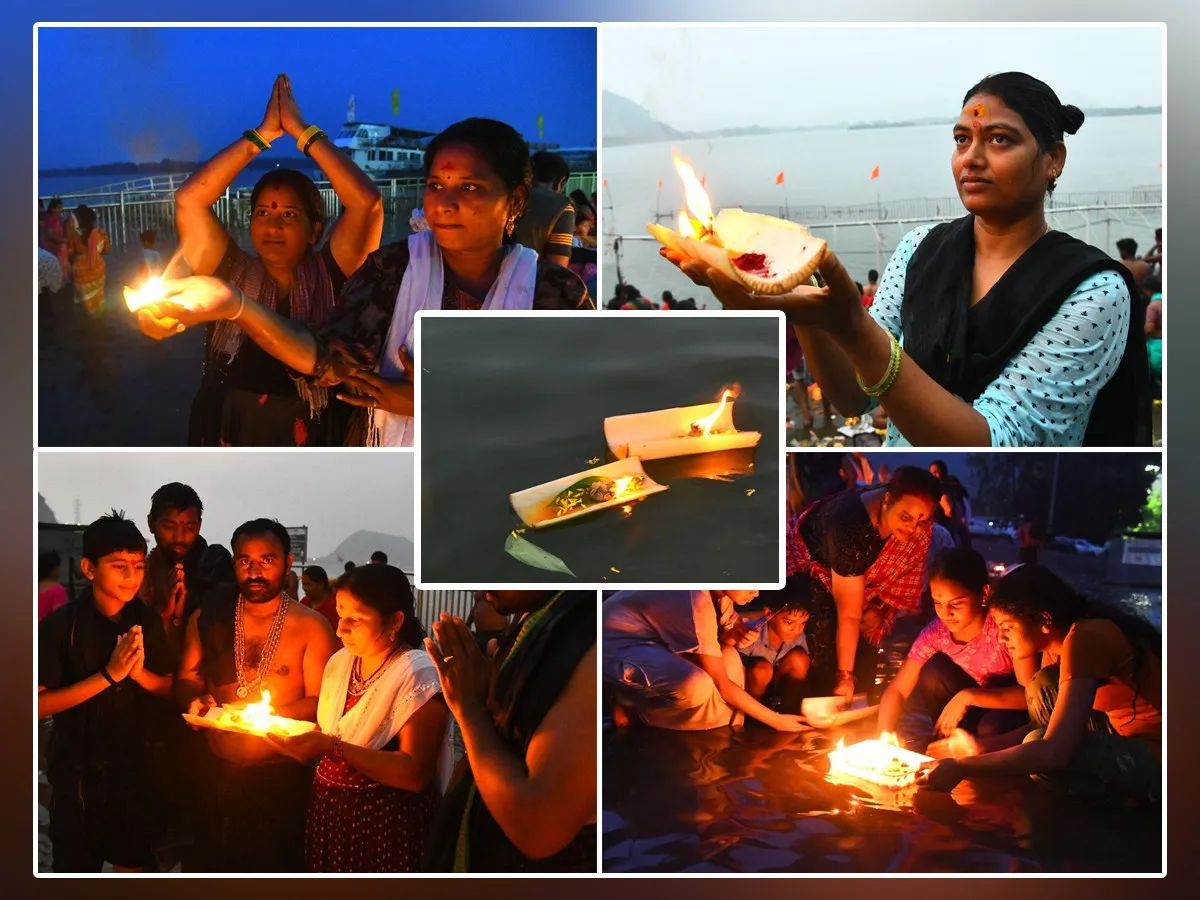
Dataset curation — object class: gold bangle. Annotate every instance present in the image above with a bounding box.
[297,125,323,155]
[242,129,271,152]
[856,331,902,397]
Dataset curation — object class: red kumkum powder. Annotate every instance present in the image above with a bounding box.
[732,252,772,277]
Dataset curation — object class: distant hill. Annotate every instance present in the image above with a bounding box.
[39,155,317,179]
[38,494,58,524]
[603,91,686,146]
[603,93,1163,146]
[309,529,414,574]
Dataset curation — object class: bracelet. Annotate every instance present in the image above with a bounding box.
[856,330,902,397]
[836,670,856,684]
[229,287,246,322]
[297,125,325,156]
[100,666,118,687]
[242,129,271,152]
[331,735,344,761]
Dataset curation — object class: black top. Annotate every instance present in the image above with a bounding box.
[196,586,241,689]
[798,490,885,576]
[209,242,348,394]
[901,215,1151,446]
[38,590,171,780]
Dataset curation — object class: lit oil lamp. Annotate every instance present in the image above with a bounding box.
[510,457,669,529]
[123,276,168,313]
[182,688,317,738]
[648,151,827,295]
[604,387,762,461]
[826,731,933,790]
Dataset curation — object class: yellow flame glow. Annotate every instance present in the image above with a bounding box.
[239,688,275,733]
[672,152,714,228]
[691,389,734,436]
[612,476,637,496]
[124,276,166,312]
[678,210,698,240]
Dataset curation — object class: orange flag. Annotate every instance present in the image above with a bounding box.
[700,174,706,188]
[870,164,881,180]
[775,171,785,185]
[602,178,608,187]
[657,178,663,190]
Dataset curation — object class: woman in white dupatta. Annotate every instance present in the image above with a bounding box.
[268,564,453,872]
[151,117,593,446]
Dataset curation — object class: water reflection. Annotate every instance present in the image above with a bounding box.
[604,722,1160,873]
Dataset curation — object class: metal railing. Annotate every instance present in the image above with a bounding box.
[39,171,599,254]
[415,589,475,625]
[611,192,1162,277]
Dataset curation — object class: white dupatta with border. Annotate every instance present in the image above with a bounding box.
[317,647,454,793]
[367,230,539,446]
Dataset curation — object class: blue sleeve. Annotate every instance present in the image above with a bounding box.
[868,224,935,340]
[975,270,1131,446]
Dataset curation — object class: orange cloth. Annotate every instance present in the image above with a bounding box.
[1057,618,1161,754]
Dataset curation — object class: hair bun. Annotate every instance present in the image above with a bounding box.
[1059,104,1085,135]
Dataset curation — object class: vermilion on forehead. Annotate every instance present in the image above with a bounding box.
[429,145,497,180]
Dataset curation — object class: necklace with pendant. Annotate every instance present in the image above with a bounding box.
[234,592,291,699]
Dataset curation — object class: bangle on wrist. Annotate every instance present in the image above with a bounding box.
[331,735,344,761]
[243,129,271,152]
[100,666,118,687]
[856,330,902,397]
[836,670,855,683]
[229,287,246,322]
[297,125,325,156]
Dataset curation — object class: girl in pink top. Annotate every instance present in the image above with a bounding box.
[37,550,69,622]
[878,547,1035,746]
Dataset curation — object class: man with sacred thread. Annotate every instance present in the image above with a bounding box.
[176,518,338,872]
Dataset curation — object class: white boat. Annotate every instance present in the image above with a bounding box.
[332,121,433,178]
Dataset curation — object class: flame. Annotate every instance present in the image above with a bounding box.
[827,734,933,789]
[678,210,698,240]
[612,476,637,496]
[809,383,823,404]
[672,151,714,230]
[690,389,735,436]
[124,275,166,312]
[880,731,901,747]
[239,688,276,733]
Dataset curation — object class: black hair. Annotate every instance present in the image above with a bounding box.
[47,196,63,213]
[990,564,1160,722]
[1116,238,1138,258]
[1142,273,1162,296]
[150,482,203,520]
[884,466,943,506]
[963,72,1084,196]
[339,564,426,649]
[963,71,1085,153]
[928,546,989,594]
[763,571,820,615]
[370,550,388,564]
[74,204,96,239]
[82,510,147,564]
[139,229,156,246]
[930,459,948,477]
[302,565,329,586]
[344,560,356,573]
[530,150,570,185]
[231,518,290,556]
[250,168,325,229]
[868,269,879,282]
[425,118,533,211]
[854,281,864,294]
[39,549,62,580]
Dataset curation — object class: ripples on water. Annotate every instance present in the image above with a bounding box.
[603,721,1160,873]
[419,315,781,583]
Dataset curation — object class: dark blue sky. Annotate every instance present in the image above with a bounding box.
[37,26,596,168]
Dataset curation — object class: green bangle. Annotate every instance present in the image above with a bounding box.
[857,331,902,397]
[242,129,271,152]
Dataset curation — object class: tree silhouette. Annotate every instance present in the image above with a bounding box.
[967,453,1159,542]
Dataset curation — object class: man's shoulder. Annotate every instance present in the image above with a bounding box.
[289,598,335,634]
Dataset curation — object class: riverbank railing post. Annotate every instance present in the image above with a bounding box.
[119,189,128,248]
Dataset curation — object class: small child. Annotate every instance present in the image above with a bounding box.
[139,229,163,282]
[742,574,816,711]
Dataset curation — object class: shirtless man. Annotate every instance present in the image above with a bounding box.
[177,518,336,872]
[1116,238,1150,284]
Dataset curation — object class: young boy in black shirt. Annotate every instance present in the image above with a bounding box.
[38,512,173,872]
